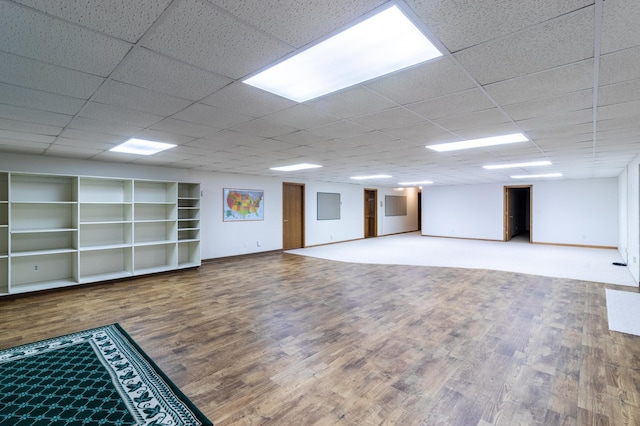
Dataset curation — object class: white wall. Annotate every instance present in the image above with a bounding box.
[422,178,618,247]
[0,153,419,260]
[619,156,640,283]
[532,178,617,247]
[304,181,364,246]
[378,187,419,236]
[422,183,504,240]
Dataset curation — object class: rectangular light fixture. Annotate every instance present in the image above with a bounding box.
[351,175,392,180]
[110,138,176,155]
[398,180,433,185]
[243,4,442,102]
[270,163,322,171]
[483,160,551,170]
[511,173,563,179]
[426,133,529,152]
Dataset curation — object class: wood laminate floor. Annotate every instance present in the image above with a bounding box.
[1,252,639,425]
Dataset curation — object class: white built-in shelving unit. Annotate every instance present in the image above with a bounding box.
[0,172,200,296]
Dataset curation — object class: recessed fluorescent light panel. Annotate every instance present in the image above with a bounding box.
[270,163,322,171]
[426,133,529,152]
[511,173,563,179]
[243,4,442,102]
[483,160,551,170]
[398,180,433,185]
[351,175,392,180]
[110,138,176,155]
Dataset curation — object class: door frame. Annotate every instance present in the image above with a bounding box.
[503,185,532,242]
[364,189,378,238]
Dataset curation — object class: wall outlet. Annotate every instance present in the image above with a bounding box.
[256,241,261,247]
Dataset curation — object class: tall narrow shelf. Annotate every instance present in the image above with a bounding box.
[9,174,79,293]
[78,177,134,283]
[0,172,8,294]
[133,180,178,274]
[1,173,201,296]
[178,183,201,268]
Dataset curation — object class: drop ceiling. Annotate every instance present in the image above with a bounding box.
[0,0,639,187]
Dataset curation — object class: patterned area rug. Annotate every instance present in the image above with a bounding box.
[0,324,212,425]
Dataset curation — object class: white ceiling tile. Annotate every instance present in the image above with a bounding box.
[343,131,399,147]
[112,48,232,101]
[455,123,523,140]
[150,118,218,138]
[262,105,337,130]
[516,109,593,132]
[503,90,593,121]
[484,59,594,106]
[598,100,640,121]
[0,138,48,153]
[434,108,510,131]
[193,129,264,147]
[0,118,61,136]
[382,122,447,142]
[350,107,425,130]
[93,81,191,116]
[133,129,196,145]
[143,0,292,78]
[407,89,496,120]
[0,1,131,76]
[0,130,55,144]
[0,82,84,115]
[68,117,143,136]
[210,0,385,48]
[407,0,593,53]
[201,82,296,118]
[230,118,297,138]
[14,0,172,42]
[275,130,330,146]
[598,80,640,107]
[601,0,640,54]
[307,86,397,119]
[308,120,370,139]
[46,143,104,158]
[0,104,72,127]
[80,102,163,128]
[365,58,475,105]
[599,46,640,86]
[59,128,126,145]
[0,51,103,99]
[173,103,252,129]
[454,7,594,85]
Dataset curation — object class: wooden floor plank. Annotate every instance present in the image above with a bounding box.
[1,252,640,425]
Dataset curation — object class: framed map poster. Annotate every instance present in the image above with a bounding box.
[223,188,265,221]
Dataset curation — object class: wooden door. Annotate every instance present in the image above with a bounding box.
[364,189,377,238]
[283,183,304,250]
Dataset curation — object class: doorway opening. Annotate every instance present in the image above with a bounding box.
[282,182,304,250]
[364,189,377,238]
[504,185,532,243]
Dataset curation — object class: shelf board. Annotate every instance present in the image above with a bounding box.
[11,279,78,294]
[134,265,174,275]
[80,243,132,252]
[134,240,176,247]
[178,227,199,231]
[80,220,131,225]
[177,261,201,269]
[178,238,199,243]
[79,201,132,205]
[79,271,133,283]
[135,219,176,223]
[134,201,175,205]
[11,228,77,234]
[11,201,77,205]
[11,248,77,257]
